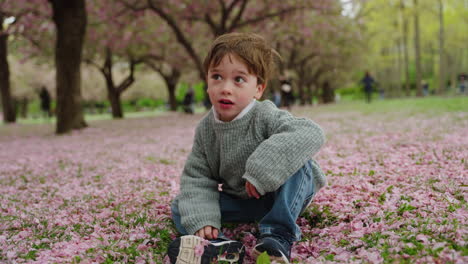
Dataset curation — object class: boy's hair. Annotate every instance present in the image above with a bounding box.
[203,32,281,85]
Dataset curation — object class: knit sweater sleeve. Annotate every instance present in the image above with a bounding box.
[178,126,221,235]
[242,103,325,195]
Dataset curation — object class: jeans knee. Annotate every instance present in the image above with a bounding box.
[170,198,180,220]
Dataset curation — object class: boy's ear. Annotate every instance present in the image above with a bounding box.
[255,82,267,99]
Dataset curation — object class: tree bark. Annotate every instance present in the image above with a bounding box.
[396,36,403,97]
[162,70,181,111]
[167,83,177,111]
[438,0,445,95]
[413,0,422,96]
[0,14,16,123]
[297,74,306,105]
[102,49,123,119]
[298,82,306,105]
[400,0,411,97]
[19,97,28,118]
[321,81,334,104]
[108,90,123,118]
[49,0,87,134]
[305,85,313,105]
[395,16,403,97]
[93,48,139,119]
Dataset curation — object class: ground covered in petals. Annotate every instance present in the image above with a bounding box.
[1,98,467,263]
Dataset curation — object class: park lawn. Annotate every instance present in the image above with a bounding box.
[0,97,466,263]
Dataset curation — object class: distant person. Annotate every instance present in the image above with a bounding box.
[183,87,194,114]
[280,79,294,110]
[459,75,467,95]
[39,86,51,118]
[271,89,281,107]
[203,95,212,110]
[422,80,429,96]
[361,71,375,103]
[167,32,326,264]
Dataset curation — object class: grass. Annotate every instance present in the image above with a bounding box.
[311,96,468,116]
[10,105,211,125]
[5,96,467,127]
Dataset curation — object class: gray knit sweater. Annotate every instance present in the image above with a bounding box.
[176,100,326,235]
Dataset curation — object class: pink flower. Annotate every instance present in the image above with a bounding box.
[416,234,428,244]
[194,244,205,257]
[137,244,148,251]
[6,251,17,259]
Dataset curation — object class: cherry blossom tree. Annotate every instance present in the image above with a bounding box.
[0,0,50,123]
[0,9,15,123]
[1,0,86,132]
[84,1,201,114]
[84,1,147,118]
[264,2,361,104]
[119,0,336,104]
[48,0,87,133]
[137,16,206,111]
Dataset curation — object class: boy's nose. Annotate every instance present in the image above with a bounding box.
[220,83,233,94]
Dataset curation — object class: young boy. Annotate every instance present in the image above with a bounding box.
[167,32,326,264]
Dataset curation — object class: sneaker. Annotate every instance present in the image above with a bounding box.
[253,234,292,264]
[167,235,245,264]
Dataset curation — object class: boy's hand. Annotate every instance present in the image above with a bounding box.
[246,181,260,199]
[195,226,219,240]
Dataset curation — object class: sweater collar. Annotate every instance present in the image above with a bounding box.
[212,99,256,123]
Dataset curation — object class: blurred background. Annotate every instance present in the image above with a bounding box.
[0,0,466,131]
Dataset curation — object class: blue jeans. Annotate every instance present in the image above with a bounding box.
[171,160,316,243]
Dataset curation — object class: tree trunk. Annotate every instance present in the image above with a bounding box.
[297,78,306,105]
[305,84,314,105]
[102,48,123,119]
[167,83,177,111]
[0,17,16,124]
[400,0,411,97]
[321,81,334,104]
[413,0,422,96]
[162,70,181,111]
[49,0,87,134]
[396,18,403,97]
[19,98,28,118]
[396,37,403,97]
[108,89,123,118]
[437,0,445,95]
[100,49,139,119]
[297,64,307,105]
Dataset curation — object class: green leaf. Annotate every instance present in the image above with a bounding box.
[256,252,271,264]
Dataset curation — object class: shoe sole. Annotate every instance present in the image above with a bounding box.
[252,245,290,264]
[169,235,244,264]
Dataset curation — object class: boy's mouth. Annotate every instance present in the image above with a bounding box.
[219,99,234,105]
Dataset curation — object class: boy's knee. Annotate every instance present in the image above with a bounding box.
[290,160,314,183]
[170,198,180,218]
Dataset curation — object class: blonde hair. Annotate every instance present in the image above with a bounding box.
[203,32,281,85]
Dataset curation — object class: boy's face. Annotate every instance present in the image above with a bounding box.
[207,54,266,122]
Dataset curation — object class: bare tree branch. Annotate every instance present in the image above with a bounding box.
[145,0,204,80]
[233,6,300,30]
[204,13,218,36]
[117,0,148,14]
[227,0,248,32]
[83,58,103,71]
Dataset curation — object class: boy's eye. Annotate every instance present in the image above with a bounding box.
[235,76,246,83]
[211,74,222,80]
